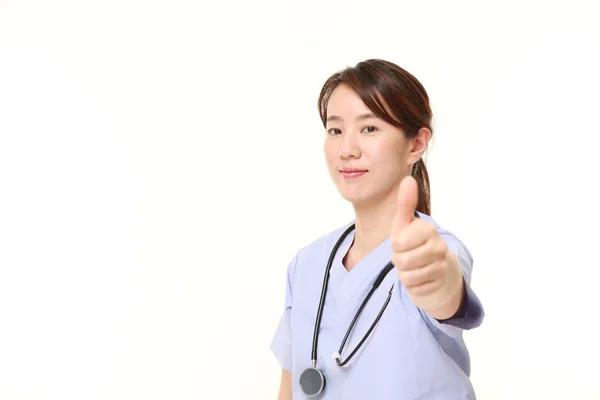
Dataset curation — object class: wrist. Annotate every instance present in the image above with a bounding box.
[436,278,466,321]
[426,252,464,320]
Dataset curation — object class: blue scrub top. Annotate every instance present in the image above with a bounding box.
[270,212,485,399]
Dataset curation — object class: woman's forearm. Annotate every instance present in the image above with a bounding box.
[277,369,292,400]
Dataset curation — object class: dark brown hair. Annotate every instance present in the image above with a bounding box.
[317,59,433,215]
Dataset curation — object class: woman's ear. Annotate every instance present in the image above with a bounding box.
[408,127,432,162]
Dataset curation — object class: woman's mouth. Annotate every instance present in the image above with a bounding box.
[340,168,368,179]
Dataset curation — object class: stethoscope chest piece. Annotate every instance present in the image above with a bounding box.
[299,367,325,397]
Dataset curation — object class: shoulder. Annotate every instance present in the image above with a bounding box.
[286,221,353,276]
[416,212,473,262]
[283,221,352,293]
[295,221,353,260]
[415,211,446,232]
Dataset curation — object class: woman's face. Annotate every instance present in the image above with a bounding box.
[324,83,417,207]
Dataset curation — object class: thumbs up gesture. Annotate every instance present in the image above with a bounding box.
[391,176,464,319]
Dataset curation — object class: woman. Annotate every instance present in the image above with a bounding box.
[270,59,484,400]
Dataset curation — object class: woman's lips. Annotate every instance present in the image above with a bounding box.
[340,169,367,179]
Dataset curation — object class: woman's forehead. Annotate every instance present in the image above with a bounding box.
[327,83,396,125]
[327,84,374,117]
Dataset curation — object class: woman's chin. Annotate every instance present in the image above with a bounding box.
[339,190,373,206]
[337,184,392,209]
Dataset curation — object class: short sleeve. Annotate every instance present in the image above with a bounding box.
[421,233,485,339]
[269,253,298,372]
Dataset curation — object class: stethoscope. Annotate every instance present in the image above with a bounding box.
[299,212,420,397]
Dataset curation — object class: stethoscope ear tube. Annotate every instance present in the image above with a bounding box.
[334,282,394,367]
[310,224,356,364]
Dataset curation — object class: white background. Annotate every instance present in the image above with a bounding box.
[1,0,599,399]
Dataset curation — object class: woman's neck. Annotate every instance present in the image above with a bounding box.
[349,190,399,262]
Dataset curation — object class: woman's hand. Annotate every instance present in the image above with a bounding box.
[391,176,464,319]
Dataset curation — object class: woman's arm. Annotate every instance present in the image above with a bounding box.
[277,369,292,400]
[271,255,298,399]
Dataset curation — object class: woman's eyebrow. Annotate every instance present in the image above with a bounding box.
[326,113,378,123]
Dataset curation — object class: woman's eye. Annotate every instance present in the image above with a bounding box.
[362,126,377,133]
[328,128,342,135]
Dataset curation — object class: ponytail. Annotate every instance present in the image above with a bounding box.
[412,158,431,216]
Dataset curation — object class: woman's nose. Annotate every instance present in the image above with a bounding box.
[339,132,360,159]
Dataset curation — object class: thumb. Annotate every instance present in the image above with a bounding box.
[393,175,419,232]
